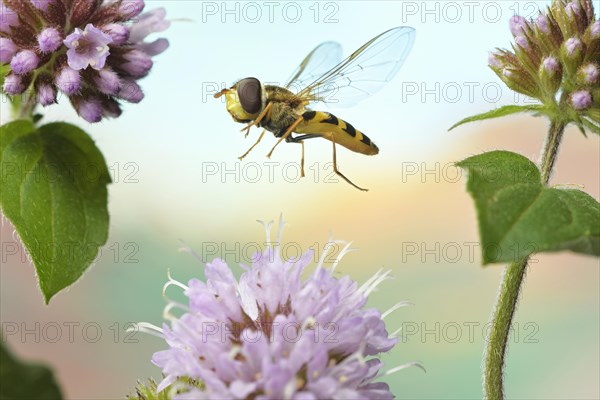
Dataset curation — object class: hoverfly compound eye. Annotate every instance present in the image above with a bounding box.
[237,77,262,114]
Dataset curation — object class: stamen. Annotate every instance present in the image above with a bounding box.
[381,301,413,320]
[378,362,426,378]
[331,240,355,273]
[128,322,164,338]
[178,239,204,263]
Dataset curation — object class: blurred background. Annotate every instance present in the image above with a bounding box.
[1,1,598,399]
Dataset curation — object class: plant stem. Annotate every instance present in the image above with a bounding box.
[483,119,566,400]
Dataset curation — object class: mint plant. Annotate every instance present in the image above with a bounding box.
[450,1,599,398]
[0,0,169,302]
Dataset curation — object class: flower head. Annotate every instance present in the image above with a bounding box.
[488,0,599,132]
[146,218,418,399]
[0,0,169,122]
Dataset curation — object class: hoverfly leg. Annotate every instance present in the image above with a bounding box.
[286,138,305,177]
[328,134,368,192]
[240,102,273,136]
[239,129,266,161]
[266,116,304,159]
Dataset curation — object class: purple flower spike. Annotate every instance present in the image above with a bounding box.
[95,68,121,95]
[0,38,17,63]
[37,83,56,106]
[103,24,130,46]
[55,67,81,94]
[536,13,550,34]
[565,37,582,56]
[38,27,63,53]
[76,98,104,123]
[147,218,411,398]
[10,50,40,75]
[509,15,528,37]
[542,57,560,73]
[64,24,113,71]
[3,74,25,95]
[119,0,145,19]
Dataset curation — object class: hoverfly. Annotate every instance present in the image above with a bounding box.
[214,27,416,191]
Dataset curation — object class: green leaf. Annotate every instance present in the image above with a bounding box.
[0,64,9,88]
[457,150,600,264]
[0,339,63,399]
[0,121,111,303]
[449,105,545,131]
[580,118,600,134]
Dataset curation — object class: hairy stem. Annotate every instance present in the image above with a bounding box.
[484,119,566,400]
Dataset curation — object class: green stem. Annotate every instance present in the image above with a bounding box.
[483,119,566,400]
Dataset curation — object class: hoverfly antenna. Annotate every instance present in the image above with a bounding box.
[213,88,230,99]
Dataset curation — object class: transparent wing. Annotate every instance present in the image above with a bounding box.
[298,27,416,108]
[285,41,343,92]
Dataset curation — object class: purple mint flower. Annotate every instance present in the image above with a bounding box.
[3,74,25,95]
[75,98,103,122]
[30,0,54,11]
[581,64,599,84]
[38,27,63,53]
[102,23,130,46]
[119,0,145,19]
[0,3,18,33]
[571,90,592,110]
[10,50,39,75]
[129,8,171,43]
[64,24,112,71]
[488,52,503,69]
[118,80,144,103]
[0,38,17,63]
[514,35,529,50]
[137,38,169,57]
[536,13,550,34]
[37,83,56,106]
[542,57,560,73]
[102,99,122,118]
[119,49,153,78]
[94,68,121,95]
[145,218,415,398]
[509,15,528,37]
[564,1,581,18]
[565,37,582,56]
[55,67,81,95]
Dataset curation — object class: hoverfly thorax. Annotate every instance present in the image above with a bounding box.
[214,77,267,123]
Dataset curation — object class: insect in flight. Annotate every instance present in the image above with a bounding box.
[214,26,415,191]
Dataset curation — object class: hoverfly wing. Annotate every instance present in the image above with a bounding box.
[298,27,416,108]
[285,41,343,93]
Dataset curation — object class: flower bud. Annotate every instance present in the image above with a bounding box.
[11,50,40,75]
[75,98,104,123]
[119,49,153,78]
[592,21,600,39]
[94,68,121,95]
[55,66,81,94]
[509,15,529,37]
[499,66,540,99]
[539,57,563,95]
[118,80,144,103]
[488,51,503,69]
[3,74,25,95]
[533,10,563,52]
[37,83,56,106]
[570,90,592,110]
[0,38,17,64]
[0,4,18,33]
[561,37,585,75]
[119,0,145,19]
[577,63,599,85]
[38,27,62,53]
[103,24,130,45]
[102,98,123,118]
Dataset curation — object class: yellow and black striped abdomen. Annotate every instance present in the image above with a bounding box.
[296,111,379,156]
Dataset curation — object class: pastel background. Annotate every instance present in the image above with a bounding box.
[1,1,598,399]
